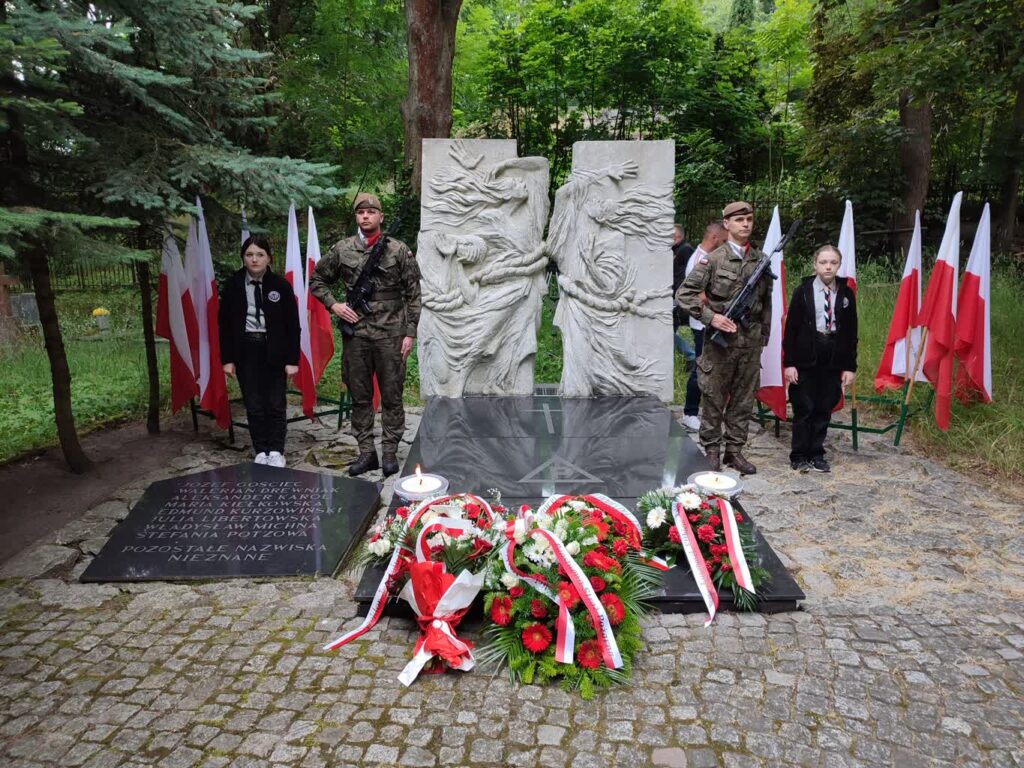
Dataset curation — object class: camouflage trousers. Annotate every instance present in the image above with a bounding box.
[696,342,762,453]
[342,335,407,455]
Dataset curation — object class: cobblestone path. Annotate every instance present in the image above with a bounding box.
[1,411,1021,767]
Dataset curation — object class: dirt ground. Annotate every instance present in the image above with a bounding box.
[0,415,198,564]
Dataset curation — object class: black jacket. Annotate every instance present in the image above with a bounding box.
[219,267,301,368]
[782,276,858,371]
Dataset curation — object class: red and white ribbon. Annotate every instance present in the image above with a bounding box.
[670,501,719,627]
[716,498,755,594]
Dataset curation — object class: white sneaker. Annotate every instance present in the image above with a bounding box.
[254,452,268,465]
[681,414,701,432]
[267,451,286,468]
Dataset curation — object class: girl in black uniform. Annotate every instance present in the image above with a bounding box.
[219,235,300,467]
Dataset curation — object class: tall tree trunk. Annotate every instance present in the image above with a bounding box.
[24,243,91,473]
[995,77,1024,252]
[898,89,932,254]
[137,258,161,435]
[402,0,463,196]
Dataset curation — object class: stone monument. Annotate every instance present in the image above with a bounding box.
[417,139,550,397]
[547,140,675,401]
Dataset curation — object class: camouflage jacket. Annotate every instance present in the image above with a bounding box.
[309,234,421,340]
[675,241,773,349]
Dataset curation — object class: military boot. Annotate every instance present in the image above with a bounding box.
[381,452,400,477]
[348,451,379,477]
[724,451,756,475]
[705,447,721,471]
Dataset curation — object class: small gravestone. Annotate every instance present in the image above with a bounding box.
[11,293,40,327]
[81,463,381,582]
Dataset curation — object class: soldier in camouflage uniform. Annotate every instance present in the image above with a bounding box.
[675,201,771,474]
[309,193,421,477]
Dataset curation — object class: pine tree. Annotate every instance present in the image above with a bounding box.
[1,1,340,471]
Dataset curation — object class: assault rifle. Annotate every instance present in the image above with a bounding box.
[339,217,402,338]
[707,218,802,349]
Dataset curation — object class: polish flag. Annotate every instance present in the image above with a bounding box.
[305,207,335,385]
[185,198,232,430]
[284,204,317,420]
[757,206,788,419]
[874,211,928,392]
[837,200,857,294]
[954,202,992,404]
[156,227,199,413]
[919,191,963,431]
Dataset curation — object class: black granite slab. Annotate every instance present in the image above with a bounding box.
[81,463,381,582]
[354,395,804,615]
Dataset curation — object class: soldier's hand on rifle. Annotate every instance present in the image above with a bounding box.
[331,302,360,324]
[401,336,414,361]
[710,313,737,333]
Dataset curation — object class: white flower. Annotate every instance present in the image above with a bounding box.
[677,492,702,511]
[537,514,553,530]
[513,519,528,544]
[419,509,438,527]
[428,532,451,548]
[646,506,667,529]
[565,541,580,556]
[568,500,588,511]
[580,536,599,547]
[553,520,569,541]
[368,538,392,557]
[524,539,555,569]
[500,572,520,589]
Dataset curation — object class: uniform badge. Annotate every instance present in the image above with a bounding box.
[699,256,709,265]
[842,297,849,308]
[267,290,281,303]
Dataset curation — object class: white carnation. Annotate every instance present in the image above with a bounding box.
[554,520,569,541]
[368,538,392,557]
[428,532,451,548]
[500,572,520,589]
[537,514,553,530]
[419,509,438,526]
[513,519,528,544]
[565,541,580,556]
[677,492,702,511]
[646,506,667,529]
[568,500,588,511]
[580,536,599,547]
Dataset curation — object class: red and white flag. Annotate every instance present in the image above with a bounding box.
[757,206,787,419]
[874,210,927,392]
[919,191,963,431]
[954,202,992,404]
[156,227,199,413]
[305,207,335,385]
[837,199,857,294]
[283,204,317,420]
[185,198,232,430]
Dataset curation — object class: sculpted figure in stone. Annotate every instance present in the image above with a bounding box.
[547,159,675,397]
[418,141,550,396]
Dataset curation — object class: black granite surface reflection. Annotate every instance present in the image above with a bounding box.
[81,463,381,582]
[355,395,804,615]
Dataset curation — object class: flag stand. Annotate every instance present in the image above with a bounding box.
[190,388,353,444]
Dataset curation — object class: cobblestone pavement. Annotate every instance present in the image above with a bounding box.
[1,409,1021,767]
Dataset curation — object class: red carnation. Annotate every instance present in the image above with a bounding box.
[613,520,630,537]
[700,502,711,510]
[595,545,609,556]
[509,585,525,599]
[530,599,548,619]
[396,506,410,519]
[522,623,553,654]
[577,640,602,669]
[669,526,682,544]
[558,581,581,609]
[464,502,481,519]
[490,596,513,626]
[721,562,732,572]
[494,504,507,514]
[697,524,716,543]
[688,514,701,524]
[590,576,606,592]
[600,593,626,626]
[712,554,722,564]
[735,513,744,523]
[708,514,722,528]
[613,539,629,558]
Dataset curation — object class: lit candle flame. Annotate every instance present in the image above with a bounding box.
[415,464,423,488]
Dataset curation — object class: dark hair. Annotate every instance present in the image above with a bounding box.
[241,234,273,261]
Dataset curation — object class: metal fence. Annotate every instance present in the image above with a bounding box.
[47,258,141,292]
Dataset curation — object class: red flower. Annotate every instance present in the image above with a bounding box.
[583,550,621,574]
[600,593,626,626]
[590,576,606,592]
[595,545,609,556]
[708,514,722,528]
[697,524,716,543]
[721,562,732,572]
[396,506,410,519]
[587,514,610,541]
[369,531,381,543]
[464,502,482,519]
[509,585,525,599]
[533,573,548,585]
[735,513,744,523]
[530,599,548,619]
[490,596,513,626]
[613,520,630,537]
[494,504,507,514]
[712,554,722,564]
[577,640,602,669]
[469,537,492,559]
[700,502,711,510]
[669,526,682,544]
[688,514,701,524]
[613,539,629,558]
[522,623,552,654]
[558,581,581,610]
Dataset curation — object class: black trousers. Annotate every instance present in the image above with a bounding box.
[238,335,287,454]
[684,328,704,416]
[789,334,842,462]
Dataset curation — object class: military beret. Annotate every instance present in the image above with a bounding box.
[353,193,382,212]
[722,201,754,219]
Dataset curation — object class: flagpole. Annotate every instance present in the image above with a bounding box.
[850,379,859,450]
[905,327,929,404]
